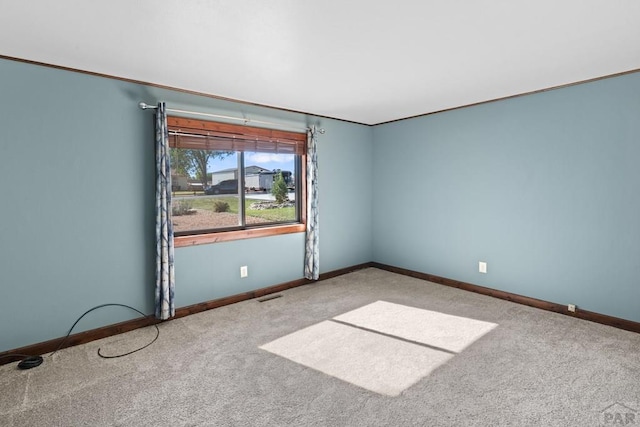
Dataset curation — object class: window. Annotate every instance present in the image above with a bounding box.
[167,116,307,247]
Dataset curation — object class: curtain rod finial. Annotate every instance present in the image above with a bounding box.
[139,102,151,110]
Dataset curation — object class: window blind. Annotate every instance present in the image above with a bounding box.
[167,116,306,155]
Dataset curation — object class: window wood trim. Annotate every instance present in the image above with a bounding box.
[174,223,306,247]
[167,116,308,247]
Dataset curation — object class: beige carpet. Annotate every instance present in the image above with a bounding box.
[1,268,639,426]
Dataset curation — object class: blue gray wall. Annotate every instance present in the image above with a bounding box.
[0,58,373,352]
[2,56,638,353]
[372,72,640,322]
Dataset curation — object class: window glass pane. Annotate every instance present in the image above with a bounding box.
[244,152,298,225]
[171,150,241,233]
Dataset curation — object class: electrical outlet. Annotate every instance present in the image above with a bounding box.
[568,304,576,313]
[240,266,248,278]
[478,261,487,274]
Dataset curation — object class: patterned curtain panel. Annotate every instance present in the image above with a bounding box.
[155,102,175,319]
[304,125,320,280]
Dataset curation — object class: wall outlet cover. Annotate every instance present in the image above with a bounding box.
[479,262,487,274]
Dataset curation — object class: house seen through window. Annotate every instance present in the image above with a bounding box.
[167,116,306,246]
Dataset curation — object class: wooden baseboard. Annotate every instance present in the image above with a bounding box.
[0,262,373,366]
[173,262,373,319]
[371,262,640,334]
[0,316,161,365]
[8,260,633,366]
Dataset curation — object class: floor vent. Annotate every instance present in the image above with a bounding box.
[257,294,283,303]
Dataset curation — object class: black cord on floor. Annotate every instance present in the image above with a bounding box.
[51,303,160,359]
[2,303,160,369]
[0,353,45,370]
[0,354,37,362]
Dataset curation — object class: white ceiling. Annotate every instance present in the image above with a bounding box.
[2,1,640,125]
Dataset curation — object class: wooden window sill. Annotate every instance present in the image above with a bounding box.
[174,223,306,247]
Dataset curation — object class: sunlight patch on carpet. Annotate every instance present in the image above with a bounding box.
[259,301,498,396]
[260,320,453,396]
[334,301,498,353]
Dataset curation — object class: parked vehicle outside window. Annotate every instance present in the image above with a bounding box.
[204,179,238,195]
